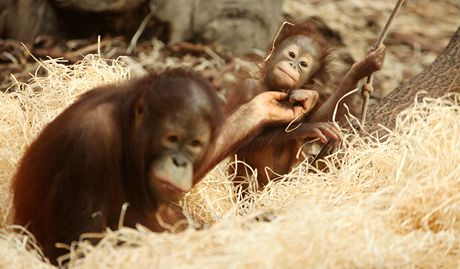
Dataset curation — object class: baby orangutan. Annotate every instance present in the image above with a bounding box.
[227,22,385,191]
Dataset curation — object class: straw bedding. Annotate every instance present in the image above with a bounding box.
[0,55,459,268]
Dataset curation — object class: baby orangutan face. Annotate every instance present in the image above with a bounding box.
[266,35,320,90]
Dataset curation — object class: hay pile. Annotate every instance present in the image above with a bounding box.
[0,55,130,225]
[1,55,459,268]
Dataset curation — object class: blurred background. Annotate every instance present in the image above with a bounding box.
[0,0,459,109]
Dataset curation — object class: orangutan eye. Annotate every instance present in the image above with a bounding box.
[190,139,202,147]
[300,61,308,68]
[167,135,179,143]
[288,52,296,58]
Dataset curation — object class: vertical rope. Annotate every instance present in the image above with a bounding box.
[360,0,406,126]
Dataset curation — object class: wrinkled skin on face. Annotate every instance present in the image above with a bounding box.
[265,35,320,90]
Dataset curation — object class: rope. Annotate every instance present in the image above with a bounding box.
[360,0,406,126]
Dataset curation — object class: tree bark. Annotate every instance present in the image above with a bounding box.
[313,26,460,164]
[365,26,460,133]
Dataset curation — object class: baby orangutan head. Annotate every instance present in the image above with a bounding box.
[263,22,332,91]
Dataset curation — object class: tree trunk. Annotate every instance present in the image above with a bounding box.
[365,26,460,133]
[313,26,460,164]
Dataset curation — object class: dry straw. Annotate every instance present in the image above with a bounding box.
[0,54,459,268]
[0,54,130,224]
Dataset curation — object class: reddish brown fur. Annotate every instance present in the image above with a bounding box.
[12,68,222,264]
[225,22,333,115]
[226,20,386,191]
[226,22,338,191]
